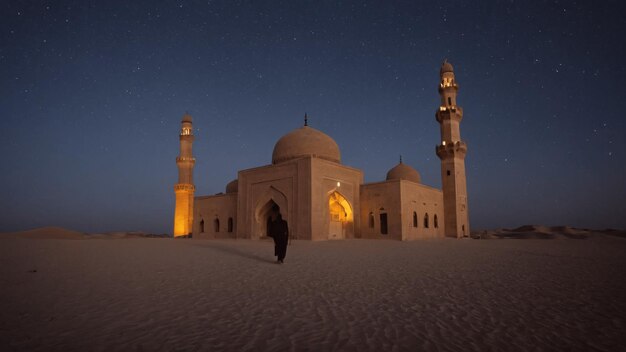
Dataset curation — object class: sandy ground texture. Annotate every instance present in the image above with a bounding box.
[1,231,625,351]
[474,225,626,240]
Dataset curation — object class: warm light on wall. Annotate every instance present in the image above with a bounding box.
[174,184,194,237]
[329,191,353,222]
[337,181,341,187]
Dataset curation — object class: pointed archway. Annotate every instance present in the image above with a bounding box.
[328,191,353,240]
[253,186,288,239]
[255,200,281,239]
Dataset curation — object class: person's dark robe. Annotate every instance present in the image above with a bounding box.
[270,215,289,261]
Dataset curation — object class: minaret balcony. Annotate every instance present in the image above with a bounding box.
[176,156,196,165]
[435,106,463,123]
[179,134,195,141]
[438,83,458,93]
[436,141,467,159]
[174,184,195,191]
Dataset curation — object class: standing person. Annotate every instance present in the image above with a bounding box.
[269,213,289,263]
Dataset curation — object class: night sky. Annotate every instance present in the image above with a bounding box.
[1,1,625,234]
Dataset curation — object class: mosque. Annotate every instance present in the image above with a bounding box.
[173,61,469,240]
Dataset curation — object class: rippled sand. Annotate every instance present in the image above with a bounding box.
[1,237,625,351]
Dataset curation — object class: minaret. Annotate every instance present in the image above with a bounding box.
[435,60,470,238]
[173,113,195,237]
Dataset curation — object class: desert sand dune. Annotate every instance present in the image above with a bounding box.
[474,224,626,240]
[1,227,170,240]
[1,236,625,351]
[1,226,86,240]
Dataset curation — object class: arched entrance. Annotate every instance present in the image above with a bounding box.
[255,200,282,239]
[253,186,288,239]
[328,191,353,240]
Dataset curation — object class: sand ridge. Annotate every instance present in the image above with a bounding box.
[1,226,86,240]
[0,227,168,240]
[473,224,626,239]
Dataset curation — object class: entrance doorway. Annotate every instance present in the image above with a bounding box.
[253,186,289,239]
[380,213,388,235]
[328,191,353,239]
[256,200,282,238]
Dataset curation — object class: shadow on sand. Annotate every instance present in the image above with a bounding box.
[192,241,275,264]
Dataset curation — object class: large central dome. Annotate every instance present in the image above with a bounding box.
[272,126,341,164]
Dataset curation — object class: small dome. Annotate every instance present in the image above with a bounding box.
[272,126,341,164]
[440,60,454,74]
[386,162,421,183]
[225,179,238,193]
[182,113,193,123]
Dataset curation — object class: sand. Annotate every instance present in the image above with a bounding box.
[475,225,626,240]
[1,231,625,351]
[1,226,87,240]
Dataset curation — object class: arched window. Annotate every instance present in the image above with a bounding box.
[413,212,418,228]
[214,218,220,233]
[368,212,374,228]
[228,217,233,233]
[424,213,429,228]
[447,97,452,105]
[200,219,205,233]
[434,214,438,228]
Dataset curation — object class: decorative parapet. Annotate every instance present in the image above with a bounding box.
[176,157,196,162]
[174,183,195,192]
[436,141,468,159]
[179,134,194,141]
[435,106,463,123]
[438,82,459,93]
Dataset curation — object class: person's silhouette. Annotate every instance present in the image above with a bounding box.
[270,213,289,263]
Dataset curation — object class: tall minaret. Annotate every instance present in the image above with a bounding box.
[435,60,470,238]
[173,113,195,237]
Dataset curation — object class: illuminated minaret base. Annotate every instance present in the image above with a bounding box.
[173,113,195,237]
[435,60,470,238]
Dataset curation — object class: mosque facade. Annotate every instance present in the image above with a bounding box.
[173,61,470,240]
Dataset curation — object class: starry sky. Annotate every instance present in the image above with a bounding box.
[1,0,625,234]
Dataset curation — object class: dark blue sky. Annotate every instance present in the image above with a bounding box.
[1,1,625,234]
